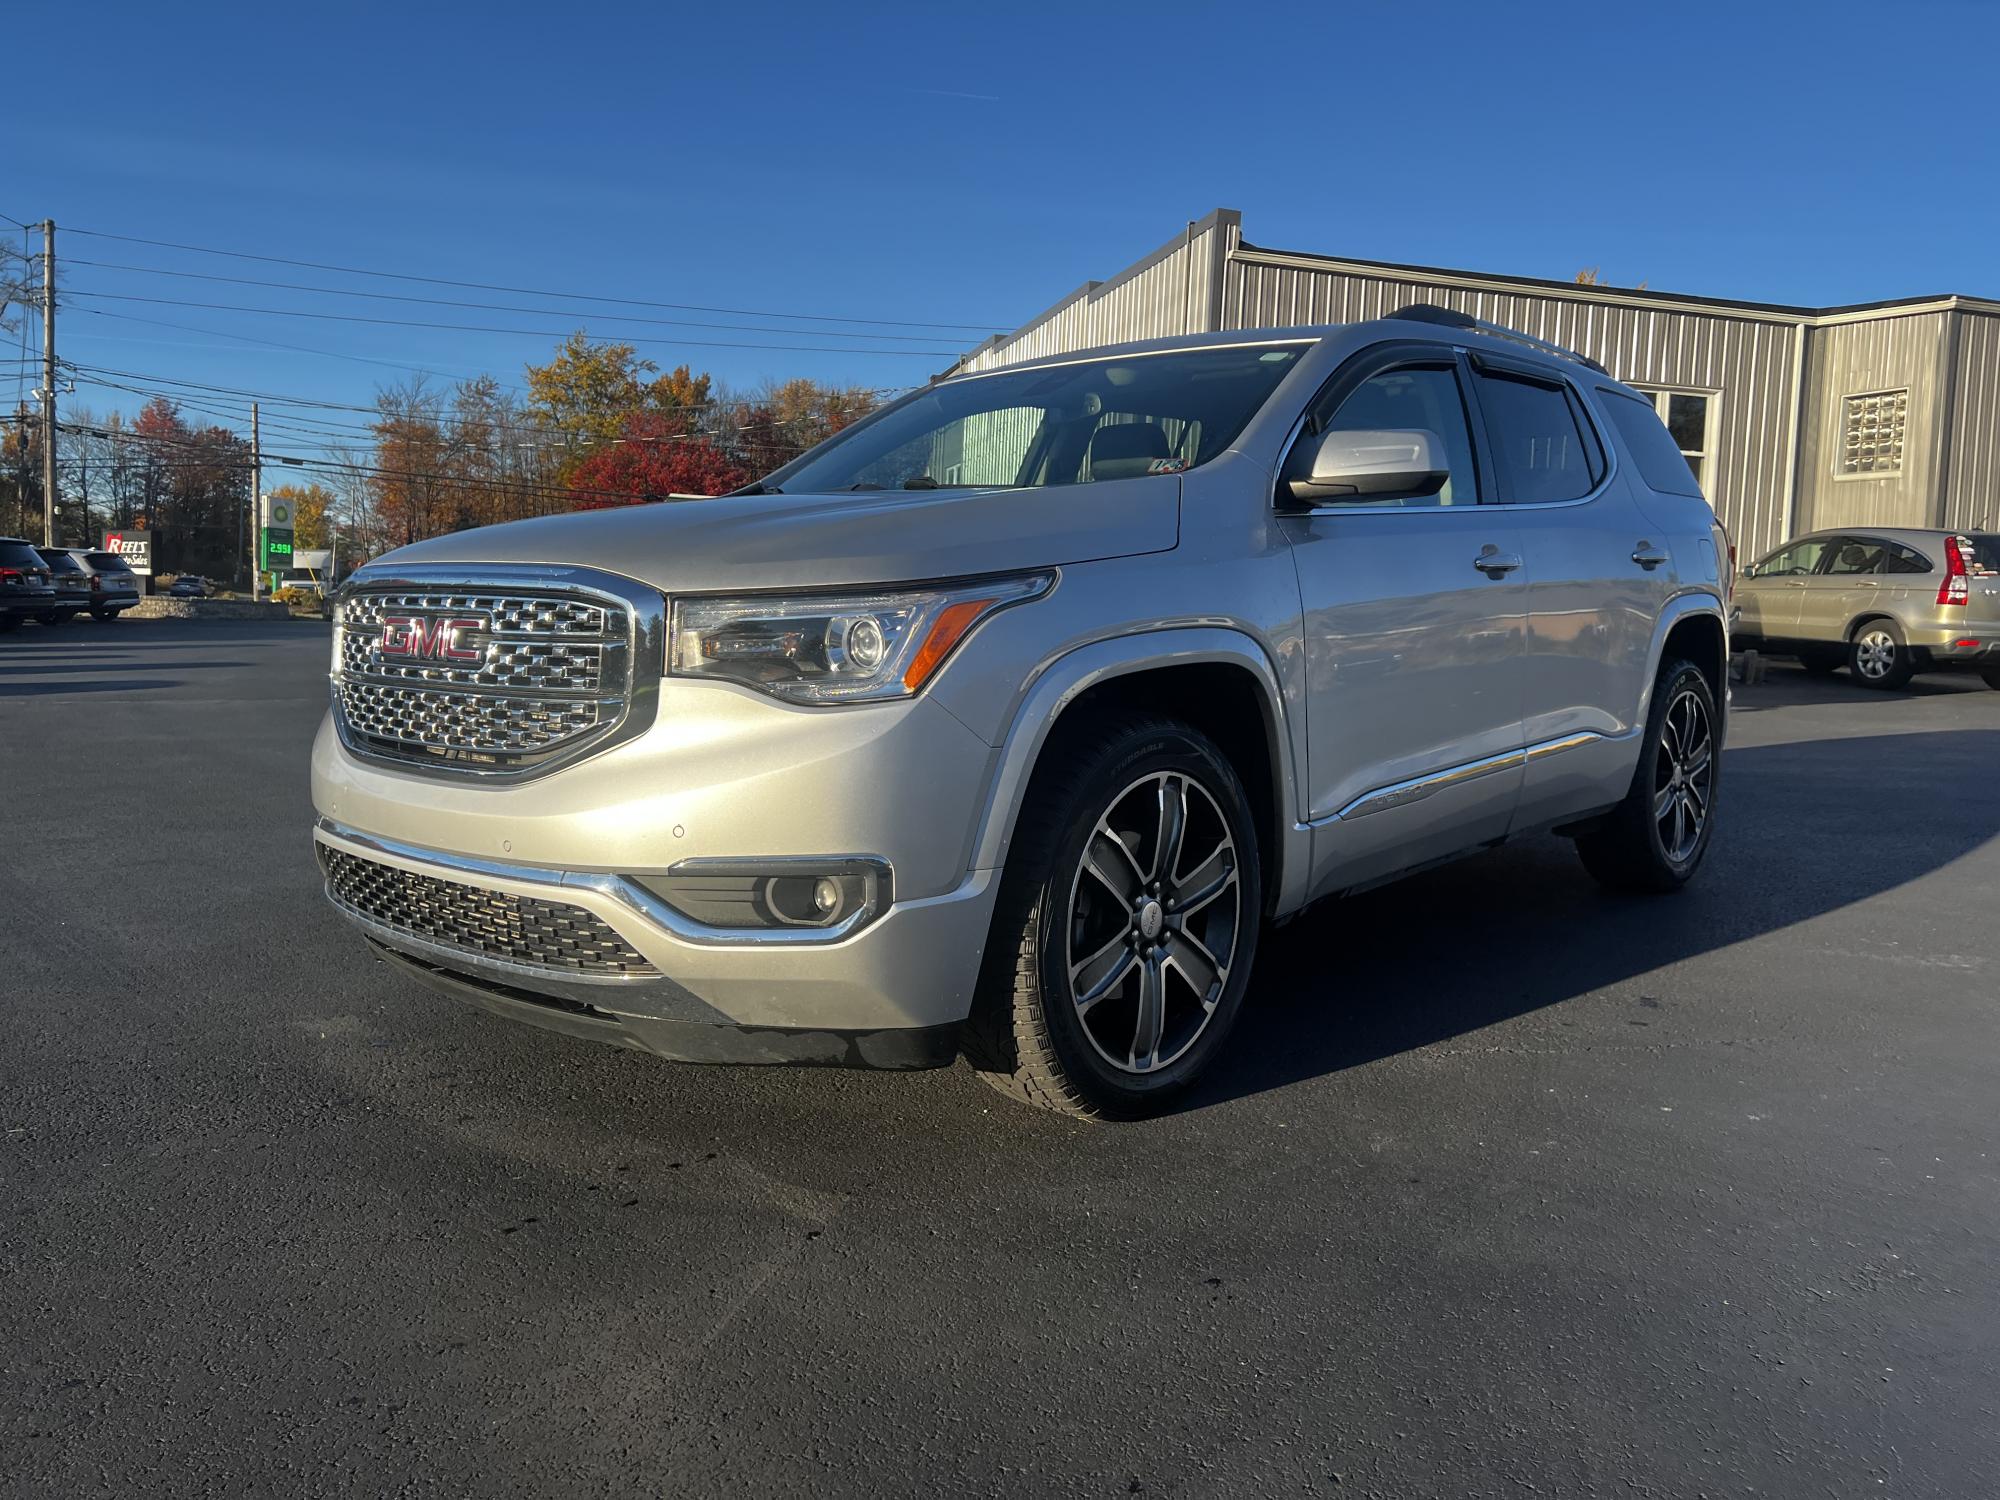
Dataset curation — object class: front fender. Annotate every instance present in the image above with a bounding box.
[962,626,1314,918]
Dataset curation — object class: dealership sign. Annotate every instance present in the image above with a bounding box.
[103,530,153,576]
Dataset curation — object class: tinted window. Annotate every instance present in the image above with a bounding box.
[1824,538,1886,575]
[1879,543,1932,575]
[38,550,86,574]
[1752,539,1830,577]
[82,552,134,571]
[1313,364,1481,506]
[1600,387,1705,497]
[776,343,1307,493]
[1474,370,1599,504]
[1968,536,2000,573]
[0,540,44,569]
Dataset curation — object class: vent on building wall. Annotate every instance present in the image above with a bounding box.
[1839,389,1909,476]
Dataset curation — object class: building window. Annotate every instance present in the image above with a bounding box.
[1838,389,1908,477]
[1634,389,1713,496]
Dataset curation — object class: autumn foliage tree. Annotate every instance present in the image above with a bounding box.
[565,412,747,508]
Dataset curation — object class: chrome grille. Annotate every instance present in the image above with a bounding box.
[341,591,611,636]
[321,846,656,976]
[337,629,606,693]
[331,568,659,778]
[336,680,609,756]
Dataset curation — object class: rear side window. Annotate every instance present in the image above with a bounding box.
[1473,369,1602,504]
[1599,387,1706,497]
[1879,543,1932,574]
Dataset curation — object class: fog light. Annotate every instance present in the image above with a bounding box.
[635,858,891,935]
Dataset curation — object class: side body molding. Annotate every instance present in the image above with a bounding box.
[965,627,1315,919]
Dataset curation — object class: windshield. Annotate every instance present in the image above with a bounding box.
[770,343,1308,495]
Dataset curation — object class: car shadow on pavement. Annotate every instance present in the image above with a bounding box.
[1187,729,2000,1112]
[0,661,252,677]
[0,678,189,698]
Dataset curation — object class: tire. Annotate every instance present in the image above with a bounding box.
[0,614,19,633]
[1981,668,2000,691]
[963,715,1263,1120]
[91,607,117,622]
[1576,659,1720,894]
[1796,647,1842,676]
[1849,618,1914,690]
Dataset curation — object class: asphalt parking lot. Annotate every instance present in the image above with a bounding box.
[3,619,1997,1497]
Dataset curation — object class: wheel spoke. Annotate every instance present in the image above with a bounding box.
[1684,740,1712,778]
[1073,943,1137,1012]
[1070,929,1134,1003]
[1129,955,1165,1070]
[1084,827,1145,906]
[1171,844,1236,917]
[1151,775,1187,886]
[1652,779,1677,819]
[1164,931,1223,1003]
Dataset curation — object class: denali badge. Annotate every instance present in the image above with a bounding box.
[379,615,485,662]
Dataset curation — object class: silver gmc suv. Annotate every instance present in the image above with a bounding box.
[312,308,1730,1118]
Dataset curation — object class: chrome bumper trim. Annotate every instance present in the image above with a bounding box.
[313,818,888,950]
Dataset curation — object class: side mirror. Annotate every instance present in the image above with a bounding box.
[1283,428,1450,507]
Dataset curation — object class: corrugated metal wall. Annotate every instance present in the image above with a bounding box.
[1793,312,1950,535]
[1223,254,1803,557]
[960,213,1237,374]
[1943,311,2000,534]
[954,214,1996,559]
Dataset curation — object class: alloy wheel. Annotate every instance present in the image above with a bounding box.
[1652,687,1714,864]
[1064,771,1243,1075]
[1855,628,1898,681]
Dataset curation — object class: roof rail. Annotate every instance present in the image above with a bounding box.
[1386,304,1610,377]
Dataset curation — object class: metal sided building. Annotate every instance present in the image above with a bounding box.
[952,209,2000,560]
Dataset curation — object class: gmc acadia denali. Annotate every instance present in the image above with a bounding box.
[312,308,1730,1119]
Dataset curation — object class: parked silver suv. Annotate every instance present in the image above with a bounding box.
[312,310,1730,1117]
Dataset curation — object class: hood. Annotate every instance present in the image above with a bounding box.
[368,476,1179,593]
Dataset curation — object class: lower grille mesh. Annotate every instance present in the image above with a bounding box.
[321,846,656,977]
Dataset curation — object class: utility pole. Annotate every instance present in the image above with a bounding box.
[249,402,261,599]
[40,220,56,546]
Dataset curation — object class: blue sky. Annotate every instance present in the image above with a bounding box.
[15,0,2000,442]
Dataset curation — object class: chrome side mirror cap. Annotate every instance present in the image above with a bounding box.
[1283,428,1450,506]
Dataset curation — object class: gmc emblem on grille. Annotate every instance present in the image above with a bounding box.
[379,614,485,662]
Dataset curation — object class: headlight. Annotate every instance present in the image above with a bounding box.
[670,572,1053,703]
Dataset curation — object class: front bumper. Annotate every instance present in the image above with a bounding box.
[311,816,1000,1061]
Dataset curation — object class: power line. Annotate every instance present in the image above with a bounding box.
[63,258,975,346]
[61,222,1003,332]
[70,304,525,383]
[63,289,961,357]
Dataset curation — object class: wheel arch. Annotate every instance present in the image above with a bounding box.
[1644,592,1728,722]
[967,629,1311,918]
[1844,610,1901,642]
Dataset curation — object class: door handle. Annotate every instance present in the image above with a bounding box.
[1473,546,1522,577]
[1631,543,1670,570]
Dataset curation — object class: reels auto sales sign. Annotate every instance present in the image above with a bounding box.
[103,531,153,576]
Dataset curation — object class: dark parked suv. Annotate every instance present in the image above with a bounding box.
[0,537,57,631]
[35,548,93,624]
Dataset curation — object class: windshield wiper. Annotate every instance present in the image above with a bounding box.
[837,482,887,492]
[903,476,940,490]
[733,482,782,495]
